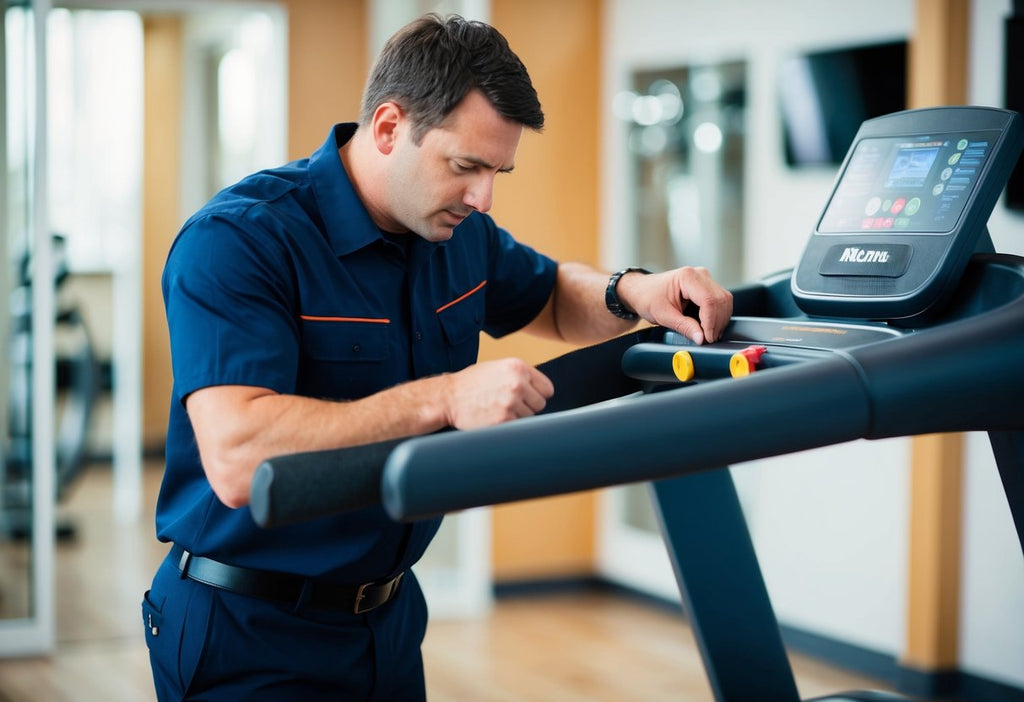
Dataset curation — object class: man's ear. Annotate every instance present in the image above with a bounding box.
[371,102,403,155]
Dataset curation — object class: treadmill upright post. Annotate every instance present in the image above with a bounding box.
[650,468,801,702]
[988,430,1024,553]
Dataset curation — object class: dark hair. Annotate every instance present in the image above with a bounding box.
[359,14,544,143]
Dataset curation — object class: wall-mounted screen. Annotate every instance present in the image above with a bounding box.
[779,40,906,167]
[1004,15,1024,210]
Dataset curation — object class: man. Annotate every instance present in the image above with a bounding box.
[143,13,732,701]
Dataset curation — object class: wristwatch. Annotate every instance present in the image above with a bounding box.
[605,267,651,320]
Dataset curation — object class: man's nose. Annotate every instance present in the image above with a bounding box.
[463,173,495,213]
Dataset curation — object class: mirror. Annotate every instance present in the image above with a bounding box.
[0,0,35,622]
[617,61,747,286]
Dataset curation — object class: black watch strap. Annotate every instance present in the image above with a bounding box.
[605,267,651,320]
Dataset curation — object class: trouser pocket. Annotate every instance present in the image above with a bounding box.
[143,560,215,699]
[142,589,164,640]
[142,587,179,698]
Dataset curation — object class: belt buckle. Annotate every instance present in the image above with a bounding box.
[353,572,403,614]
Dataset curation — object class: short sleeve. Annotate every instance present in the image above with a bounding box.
[162,212,300,403]
[482,221,558,338]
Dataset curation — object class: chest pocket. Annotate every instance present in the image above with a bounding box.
[298,318,392,398]
[436,282,484,371]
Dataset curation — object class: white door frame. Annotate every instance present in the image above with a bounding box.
[0,0,57,656]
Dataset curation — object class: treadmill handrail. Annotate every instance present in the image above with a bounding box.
[250,255,1024,528]
[382,354,871,521]
[381,254,1024,521]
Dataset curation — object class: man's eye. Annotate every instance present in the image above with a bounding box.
[452,161,474,173]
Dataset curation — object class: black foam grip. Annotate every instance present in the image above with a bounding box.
[249,438,406,528]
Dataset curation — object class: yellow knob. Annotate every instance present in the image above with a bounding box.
[672,350,695,381]
[730,353,752,377]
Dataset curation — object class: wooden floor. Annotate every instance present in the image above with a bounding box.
[0,463,903,701]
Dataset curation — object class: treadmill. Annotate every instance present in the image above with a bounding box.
[249,106,1024,702]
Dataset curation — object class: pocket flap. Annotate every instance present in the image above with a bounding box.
[437,300,482,347]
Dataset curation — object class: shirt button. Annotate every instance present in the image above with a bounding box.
[415,331,422,341]
[352,344,361,353]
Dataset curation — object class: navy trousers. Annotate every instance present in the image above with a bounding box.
[142,552,428,701]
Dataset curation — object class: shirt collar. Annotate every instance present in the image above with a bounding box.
[309,123,384,258]
[310,122,449,260]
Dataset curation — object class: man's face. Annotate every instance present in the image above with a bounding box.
[384,90,523,242]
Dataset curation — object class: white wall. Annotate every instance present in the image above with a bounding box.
[601,0,1024,685]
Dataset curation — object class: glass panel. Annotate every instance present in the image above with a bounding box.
[47,9,143,272]
[214,9,282,191]
[0,0,34,623]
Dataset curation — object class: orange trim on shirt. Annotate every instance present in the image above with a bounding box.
[299,315,391,324]
[436,280,487,314]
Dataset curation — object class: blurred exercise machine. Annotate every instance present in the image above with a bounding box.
[249,107,1024,701]
[1,234,101,539]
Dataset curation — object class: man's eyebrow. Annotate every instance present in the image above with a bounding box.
[458,155,515,173]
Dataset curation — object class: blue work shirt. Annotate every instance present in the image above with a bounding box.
[157,123,557,582]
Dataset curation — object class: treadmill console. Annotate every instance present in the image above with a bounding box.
[792,106,1023,321]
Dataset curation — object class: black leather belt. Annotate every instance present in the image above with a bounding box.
[170,544,403,614]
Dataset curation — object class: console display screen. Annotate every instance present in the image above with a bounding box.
[818,130,1000,233]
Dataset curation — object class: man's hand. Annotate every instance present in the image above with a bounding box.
[617,266,733,344]
[441,358,554,429]
[522,262,733,347]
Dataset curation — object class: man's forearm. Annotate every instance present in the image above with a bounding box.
[187,376,452,508]
[186,355,554,509]
[525,262,638,345]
